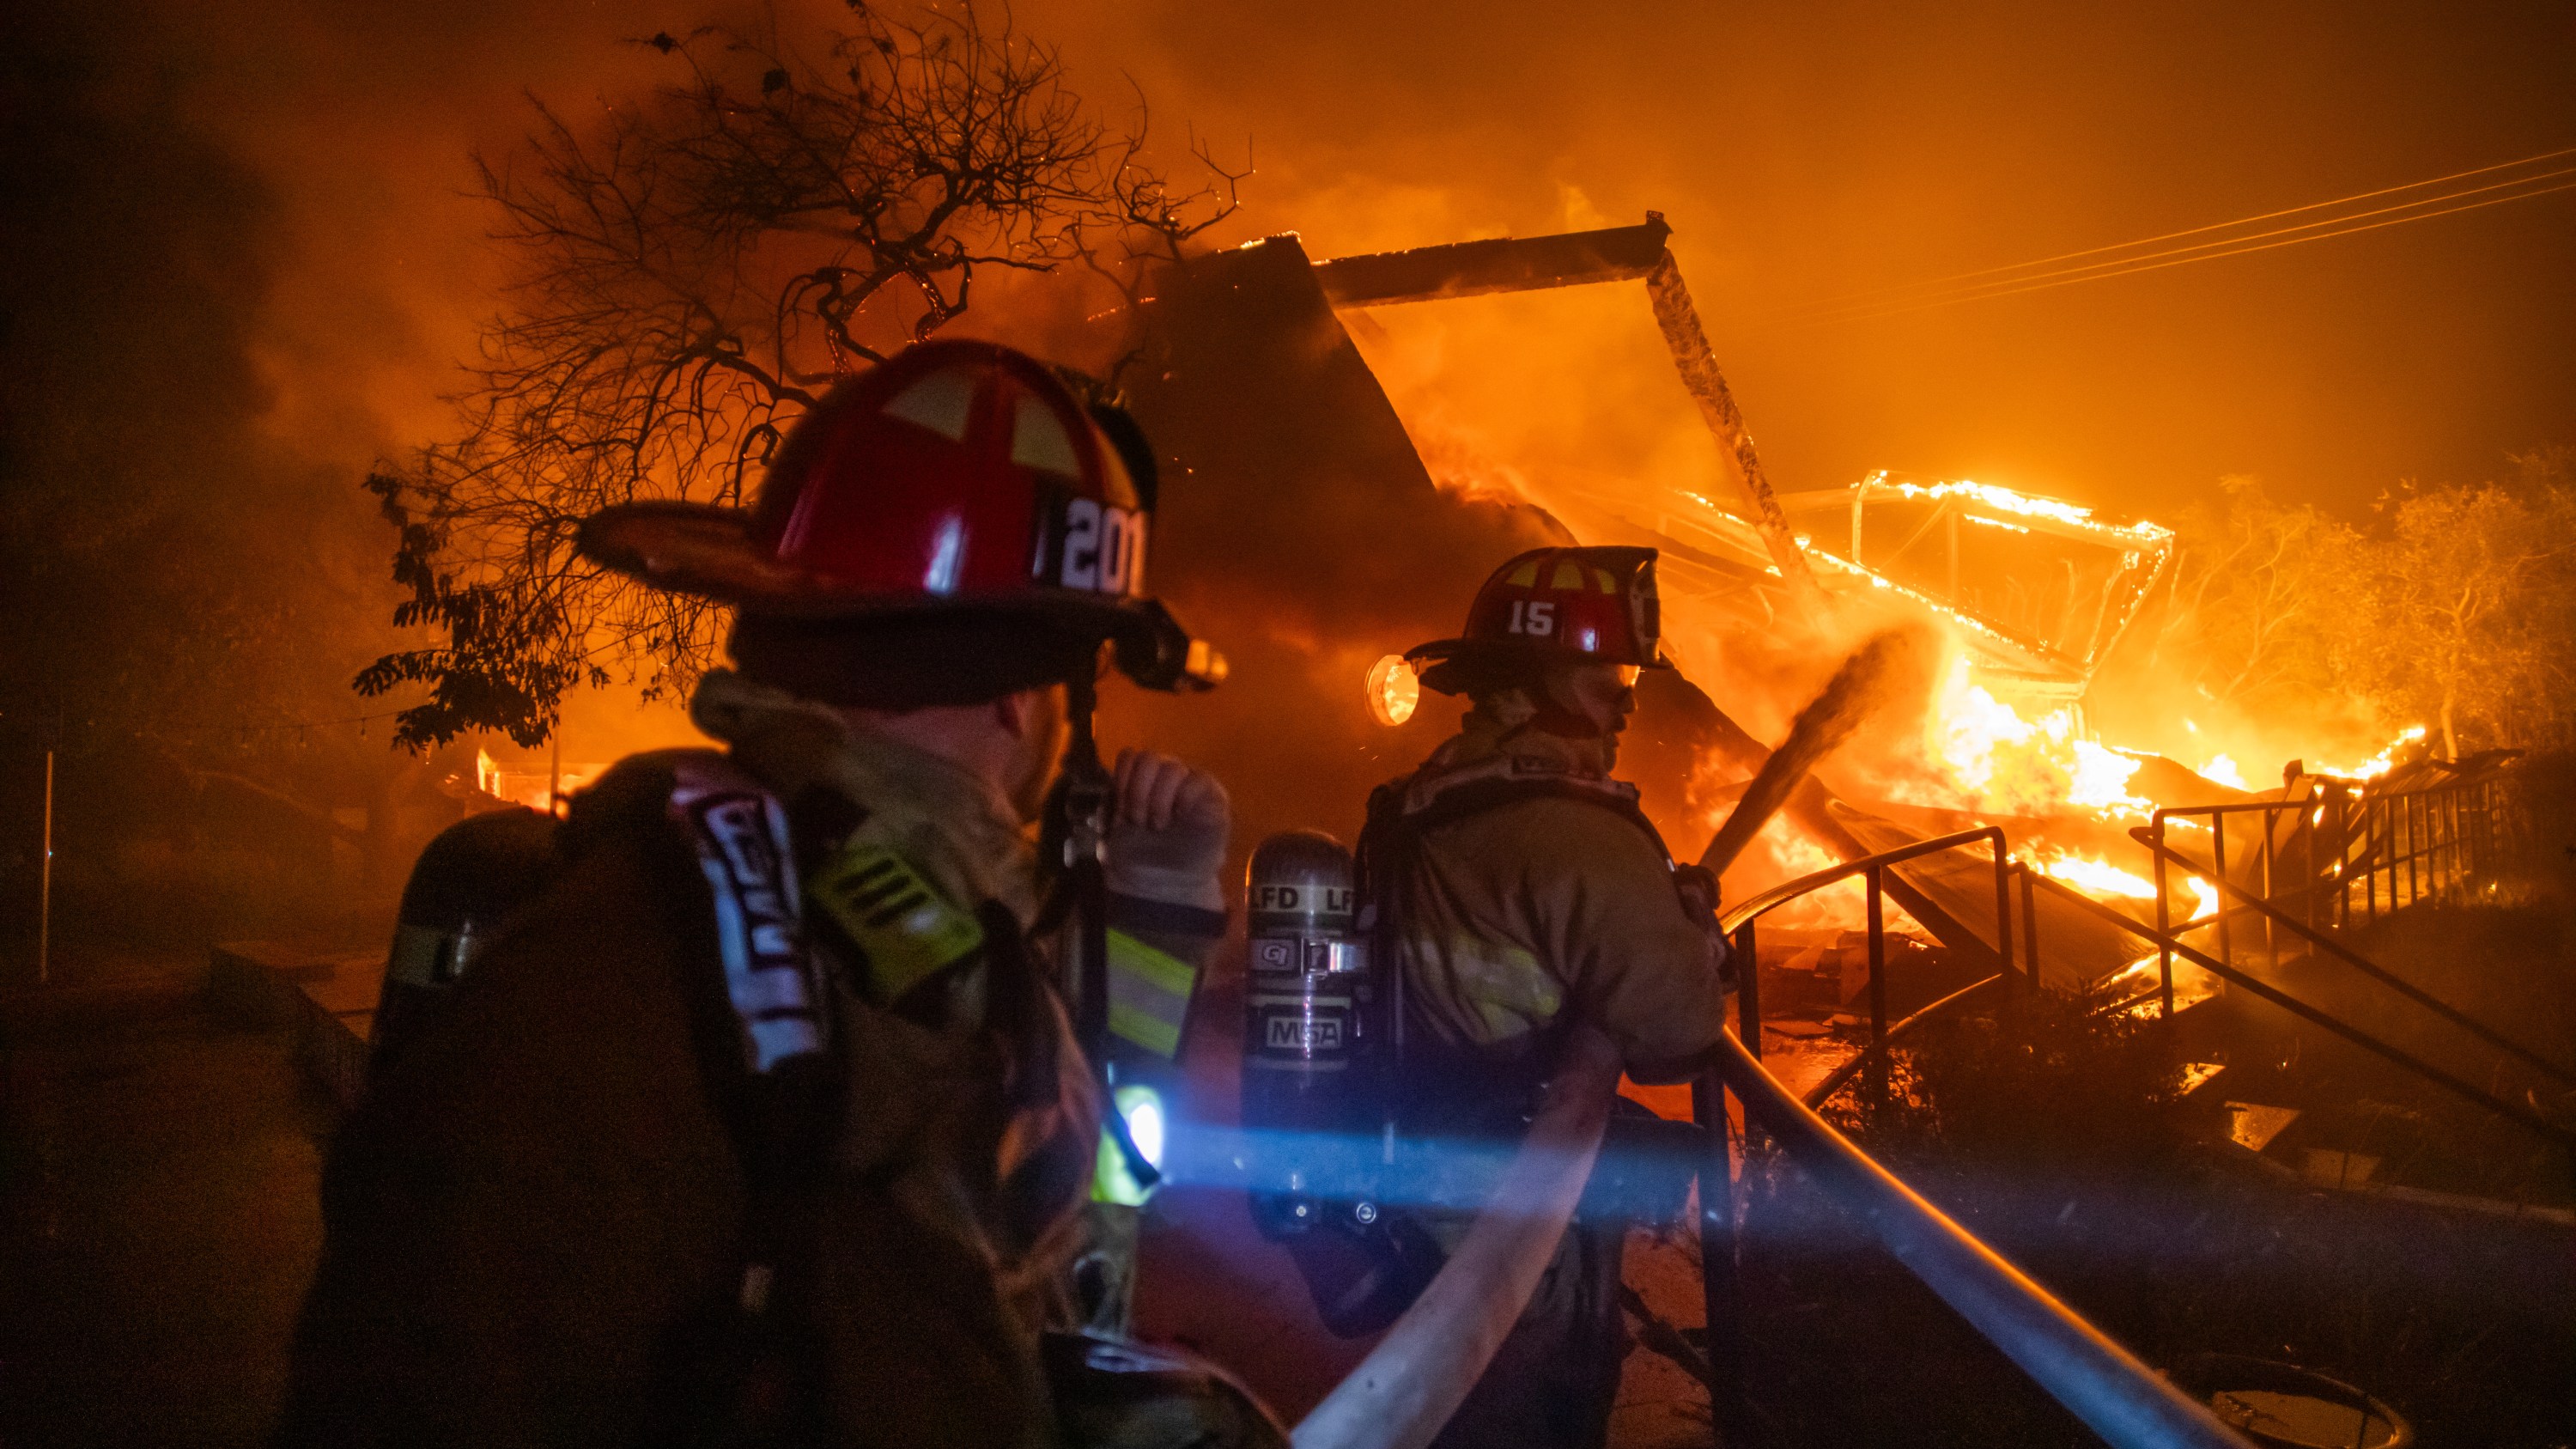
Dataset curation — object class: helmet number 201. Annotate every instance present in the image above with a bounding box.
[1508,599,1555,637]
[1060,497,1145,596]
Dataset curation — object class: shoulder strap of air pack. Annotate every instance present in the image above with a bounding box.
[559,749,832,1083]
[567,749,857,1442]
[1354,753,1672,1042]
[1353,753,1731,1014]
[1372,752,1674,866]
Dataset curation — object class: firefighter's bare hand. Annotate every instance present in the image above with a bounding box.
[1106,749,1230,911]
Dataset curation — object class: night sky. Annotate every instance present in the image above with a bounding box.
[49,0,2569,528]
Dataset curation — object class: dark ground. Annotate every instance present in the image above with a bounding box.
[0,883,2567,1446]
[1729,1147,2576,1447]
[0,952,331,1449]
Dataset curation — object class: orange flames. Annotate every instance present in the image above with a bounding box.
[473,747,600,813]
[2311,725,2427,782]
[1892,657,2150,822]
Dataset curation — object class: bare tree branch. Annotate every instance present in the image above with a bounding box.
[358,3,1245,748]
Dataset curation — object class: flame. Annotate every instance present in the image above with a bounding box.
[2103,953,2222,1013]
[2025,847,2218,920]
[2196,753,2250,790]
[2069,740,2151,814]
[1728,819,1928,938]
[1741,825,1868,930]
[2187,874,2221,922]
[2098,873,2222,1009]
[472,748,600,813]
[2028,848,2156,899]
[1864,473,2173,545]
[2313,725,2426,782]
[1907,657,2148,820]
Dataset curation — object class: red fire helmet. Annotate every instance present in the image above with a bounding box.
[577,339,1221,691]
[1405,545,1667,696]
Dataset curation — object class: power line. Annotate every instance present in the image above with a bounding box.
[1804,179,2576,327]
[225,709,410,740]
[1771,143,2576,318]
[1777,169,2576,329]
[1762,143,2576,327]
[1786,166,2576,324]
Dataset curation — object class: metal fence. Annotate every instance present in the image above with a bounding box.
[2145,764,2522,974]
[1716,826,2016,1111]
[1687,827,2257,1446]
[1678,790,2565,1446]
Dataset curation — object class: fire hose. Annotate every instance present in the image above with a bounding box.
[1289,1022,1622,1449]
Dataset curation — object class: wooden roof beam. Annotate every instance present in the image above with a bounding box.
[1312,216,1674,307]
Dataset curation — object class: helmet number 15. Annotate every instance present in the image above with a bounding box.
[1509,600,1555,637]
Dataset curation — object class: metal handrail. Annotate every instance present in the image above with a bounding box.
[1704,1027,2254,1448]
[1722,825,2013,940]
[1679,797,2543,1448]
[1801,972,2008,1110]
[1687,827,2260,1445]
[2147,769,2514,965]
[1717,826,2016,1114]
[2130,828,2576,1087]
[2025,871,2576,1153]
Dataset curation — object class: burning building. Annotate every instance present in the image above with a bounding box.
[1098,216,2288,986]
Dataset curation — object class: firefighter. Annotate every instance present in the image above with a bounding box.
[1360,545,1732,1449]
[274,340,1279,1449]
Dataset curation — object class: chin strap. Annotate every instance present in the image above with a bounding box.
[1039,669,1160,1195]
[1057,672,1112,1050]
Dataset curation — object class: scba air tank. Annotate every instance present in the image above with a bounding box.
[1241,831,1372,1142]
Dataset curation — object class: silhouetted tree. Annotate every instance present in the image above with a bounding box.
[2144,451,2576,756]
[2349,450,2576,757]
[358,3,1243,748]
[2147,474,2364,717]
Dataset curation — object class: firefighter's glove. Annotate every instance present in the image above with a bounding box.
[1106,749,1230,913]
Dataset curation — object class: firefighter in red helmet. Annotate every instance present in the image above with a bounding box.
[1359,545,1733,1449]
[276,340,1279,1449]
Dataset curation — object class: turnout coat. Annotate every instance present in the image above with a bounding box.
[1361,708,1733,1449]
[274,679,1234,1449]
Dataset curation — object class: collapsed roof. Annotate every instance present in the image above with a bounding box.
[1301,214,2172,706]
[1109,220,2157,985]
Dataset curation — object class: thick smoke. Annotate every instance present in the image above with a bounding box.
[0,6,416,948]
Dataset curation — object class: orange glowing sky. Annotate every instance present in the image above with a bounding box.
[98,0,2570,533]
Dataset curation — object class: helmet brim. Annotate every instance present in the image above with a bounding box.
[577,501,1223,691]
[1400,635,1669,697]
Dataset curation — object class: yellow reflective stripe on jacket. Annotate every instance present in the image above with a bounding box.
[1104,928,1196,1058]
[1423,930,1562,1042]
[805,842,986,1003]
